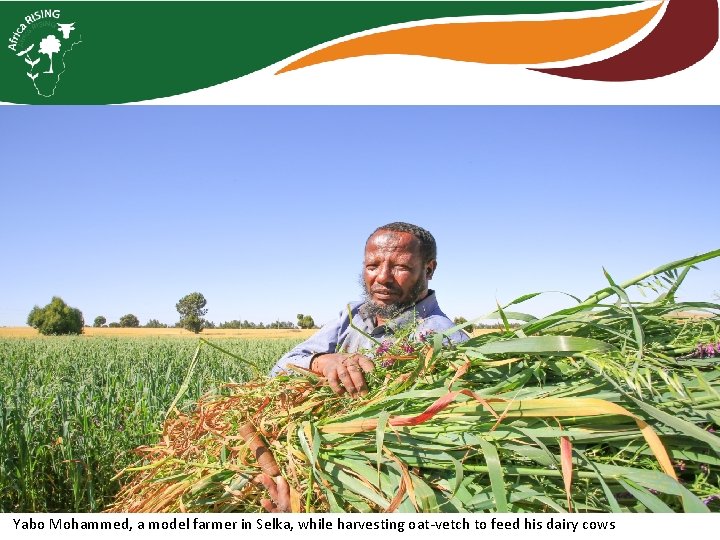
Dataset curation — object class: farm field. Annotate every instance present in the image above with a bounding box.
[0,327,318,339]
[4,286,718,514]
[0,326,494,512]
[0,335,304,512]
[0,327,498,338]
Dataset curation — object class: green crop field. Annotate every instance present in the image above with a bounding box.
[0,337,300,512]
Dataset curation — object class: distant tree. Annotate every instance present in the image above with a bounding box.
[219,319,298,330]
[145,319,168,328]
[268,320,296,329]
[277,320,296,329]
[176,292,208,334]
[93,315,106,328]
[218,320,241,329]
[27,296,84,335]
[108,322,121,328]
[475,321,518,330]
[453,316,473,332]
[119,314,140,328]
[297,313,315,329]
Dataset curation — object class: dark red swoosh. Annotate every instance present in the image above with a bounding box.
[534,0,718,81]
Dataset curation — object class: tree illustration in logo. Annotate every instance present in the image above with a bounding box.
[39,34,61,74]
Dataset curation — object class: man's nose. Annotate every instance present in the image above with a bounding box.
[376,264,394,284]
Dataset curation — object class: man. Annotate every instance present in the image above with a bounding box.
[260,222,467,511]
[270,222,468,397]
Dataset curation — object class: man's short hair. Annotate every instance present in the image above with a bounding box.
[369,222,437,263]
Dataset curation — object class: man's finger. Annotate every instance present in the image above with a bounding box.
[345,353,375,372]
[337,368,357,397]
[255,474,291,513]
[255,473,279,502]
[325,368,346,395]
[357,357,375,372]
[260,498,277,513]
[344,363,368,396]
[273,476,291,512]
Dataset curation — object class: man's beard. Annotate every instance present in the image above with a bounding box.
[359,274,426,320]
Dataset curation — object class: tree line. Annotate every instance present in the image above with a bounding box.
[453,316,520,331]
[26,293,317,336]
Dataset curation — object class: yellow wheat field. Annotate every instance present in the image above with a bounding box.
[0,327,319,339]
[0,327,497,339]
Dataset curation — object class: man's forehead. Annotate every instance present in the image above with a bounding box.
[365,230,420,254]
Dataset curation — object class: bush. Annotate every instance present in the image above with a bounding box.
[27,297,84,335]
[297,313,315,329]
[119,314,140,328]
[144,319,168,329]
[453,316,473,332]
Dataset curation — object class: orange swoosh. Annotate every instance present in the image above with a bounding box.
[277,3,662,74]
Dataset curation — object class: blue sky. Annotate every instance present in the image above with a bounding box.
[1,106,718,327]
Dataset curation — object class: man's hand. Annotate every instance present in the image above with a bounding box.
[311,353,374,397]
[255,474,291,513]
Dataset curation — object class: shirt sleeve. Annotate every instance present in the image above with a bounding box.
[269,313,343,376]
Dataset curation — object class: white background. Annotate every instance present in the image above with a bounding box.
[4,513,720,539]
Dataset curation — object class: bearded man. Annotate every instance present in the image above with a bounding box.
[270,222,467,397]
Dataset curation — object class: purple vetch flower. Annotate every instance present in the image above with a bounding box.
[418,330,435,343]
[675,460,687,472]
[707,426,716,433]
[690,342,720,358]
[700,464,710,475]
[402,344,415,354]
[376,341,392,355]
[703,494,720,506]
[380,358,395,368]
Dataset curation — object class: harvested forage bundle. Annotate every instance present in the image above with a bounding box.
[109,251,720,513]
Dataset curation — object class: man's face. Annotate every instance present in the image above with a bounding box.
[362,230,436,316]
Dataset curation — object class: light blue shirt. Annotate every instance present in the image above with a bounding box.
[270,291,467,375]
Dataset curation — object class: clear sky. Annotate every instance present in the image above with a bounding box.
[1,106,718,328]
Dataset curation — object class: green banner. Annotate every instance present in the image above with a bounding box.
[1,1,640,104]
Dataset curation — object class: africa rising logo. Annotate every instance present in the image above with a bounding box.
[7,9,81,97]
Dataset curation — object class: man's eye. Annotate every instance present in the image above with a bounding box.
[366,266,377,271]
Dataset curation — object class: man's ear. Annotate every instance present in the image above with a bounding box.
[426,260,437,280]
